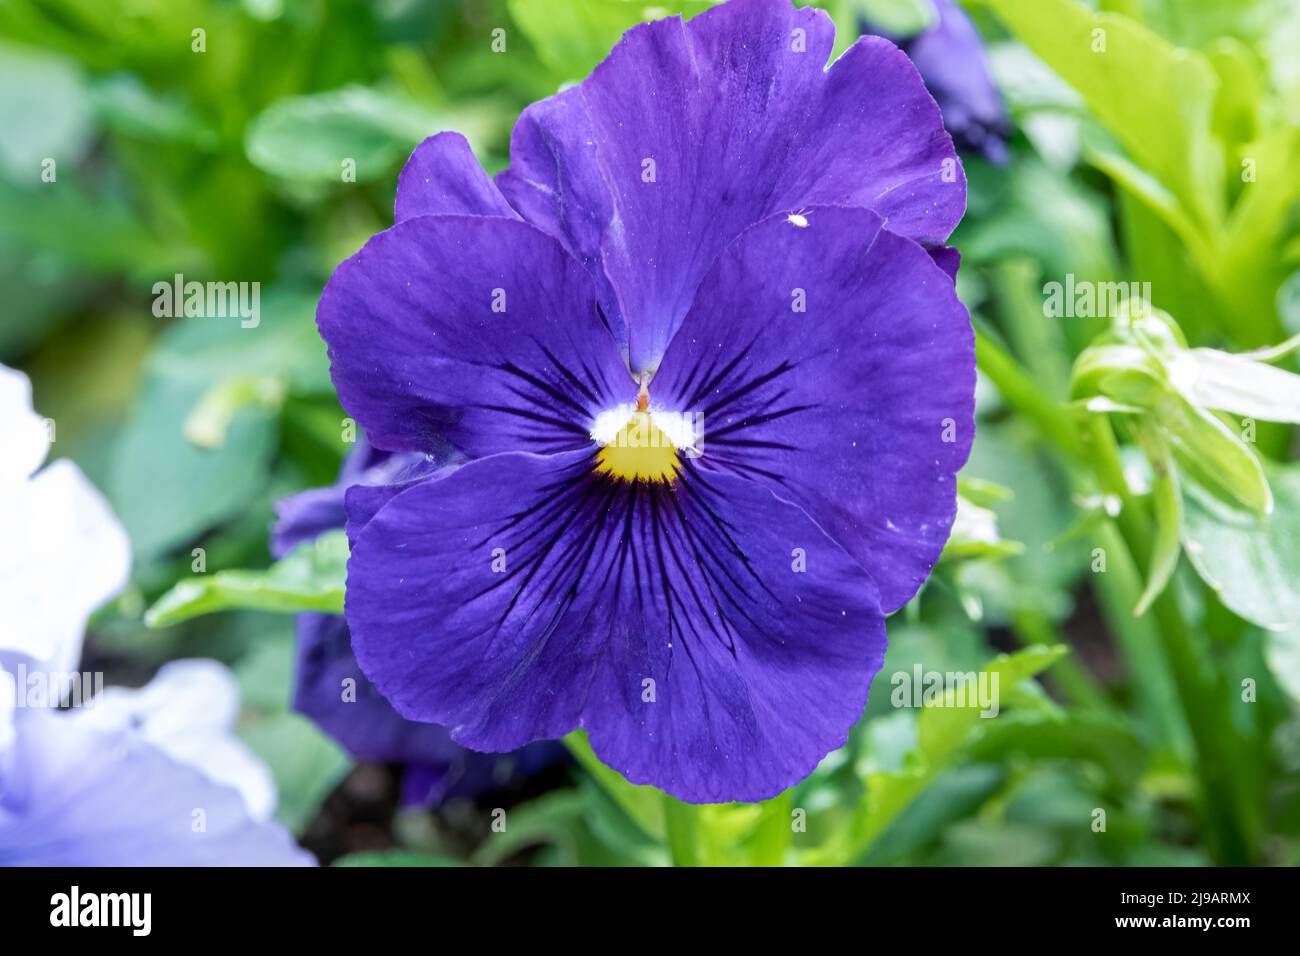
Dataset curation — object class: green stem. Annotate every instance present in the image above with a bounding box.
[974,325,1089,462]
[662,795,701,867]
[980,338,1258,862]
[1010,608,1112,713]
[1084,416,1257,864]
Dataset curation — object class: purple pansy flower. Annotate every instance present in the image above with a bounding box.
[317,0,974,803]
[862,0,1012,163]
[274,440,561,804]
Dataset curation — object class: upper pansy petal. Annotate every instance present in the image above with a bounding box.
[346,449,886,804]
[652,206,975,613]
[495,87,629,359]
[395,131,520,223]
[317,215,632,457]
[496,0,964,373]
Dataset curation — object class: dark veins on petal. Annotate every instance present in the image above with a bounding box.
[467,456,778,668]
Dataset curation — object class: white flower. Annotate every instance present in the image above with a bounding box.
[0,363,131,683]
[70,659,278,820]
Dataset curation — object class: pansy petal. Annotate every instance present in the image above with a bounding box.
[292,612,465,765]
[395,131,520,223]
[318,215,631,457]
[495,87,629,357]
[70,659,276,820]
[0,710,312,866]
[929,244,961,283]
[272,441,448,559]
[892,0,1012,163]
[652,206,975,613]
[497,0,963,373]
[347,450,886,804]
[294,600,562,801]
[0,459,131,680]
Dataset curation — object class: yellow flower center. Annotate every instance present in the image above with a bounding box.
[594,411,680,484]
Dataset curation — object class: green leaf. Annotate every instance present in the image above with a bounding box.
[471,791,588,867]
[1265,626,1300,702]
[246,87,451,183]
[508,1,715,83]
[144,531,348,628]
[240,711,350,835]
[1133,435,1182,617]
[857,764,1005,866]
[977,0,1224,232]
[89,73,218,149]
[846,645,1068,857]
[1213,128,1300,343]
[1181,461,1300,630]
[917,645,1069,757]
[851,0,937,36]
[1150,391,1271,516]
[1207,39,1261,150]
[941,493,1025,561]
[109,288,328,558]
[957,154,1119,285]
[110,370,278,559]
[0,41,93,180]
[562,729,664,840]
[970,711,1147,784]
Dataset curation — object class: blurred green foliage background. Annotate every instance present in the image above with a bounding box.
[3,0,1299,866]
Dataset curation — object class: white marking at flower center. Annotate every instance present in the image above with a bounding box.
[590,403,699,451]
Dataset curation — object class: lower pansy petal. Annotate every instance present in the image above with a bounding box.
[318,215,632,457]
[652,205,975,613]
[347,449,886,804]
[292,612,466,765]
